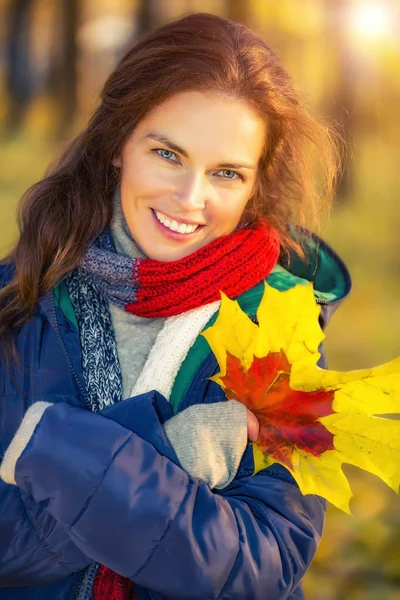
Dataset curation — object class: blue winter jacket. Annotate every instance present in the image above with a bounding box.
[0,233,351,600]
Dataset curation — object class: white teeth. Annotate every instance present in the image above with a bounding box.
[154,210,199,234]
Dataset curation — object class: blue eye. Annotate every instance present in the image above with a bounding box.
[217,169,243,181]
[154,148,179,162]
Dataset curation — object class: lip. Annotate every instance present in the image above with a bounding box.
[152,209,204,226]
[151,209,204,240]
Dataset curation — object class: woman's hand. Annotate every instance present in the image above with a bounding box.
[247,409,260,442]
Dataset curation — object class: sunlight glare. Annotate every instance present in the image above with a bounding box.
[347,2,393,40]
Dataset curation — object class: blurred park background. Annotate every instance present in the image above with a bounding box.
[0,0,399,598]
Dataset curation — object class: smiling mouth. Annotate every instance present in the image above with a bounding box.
[153,209,202,234]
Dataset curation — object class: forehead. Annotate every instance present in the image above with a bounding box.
[131,90,266,160]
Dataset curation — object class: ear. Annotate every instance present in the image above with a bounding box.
[112,156,122,168]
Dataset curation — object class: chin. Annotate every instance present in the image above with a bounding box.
[147,242,199,262]
[152,250,192,262]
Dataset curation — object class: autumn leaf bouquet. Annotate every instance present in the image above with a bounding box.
[202,283,400,513]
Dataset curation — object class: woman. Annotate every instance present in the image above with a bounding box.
[0,12,351,600]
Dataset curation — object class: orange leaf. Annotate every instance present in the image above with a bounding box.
[221,351,335,468]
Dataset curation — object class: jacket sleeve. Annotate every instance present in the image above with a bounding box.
[0,390,326,600]
[0,400,92,586]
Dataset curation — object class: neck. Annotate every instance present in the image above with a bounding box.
[110,186,147,259]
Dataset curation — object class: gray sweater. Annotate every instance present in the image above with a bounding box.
[110,198,165,399]
[109,191,247,489]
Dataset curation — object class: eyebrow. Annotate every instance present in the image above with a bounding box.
[145,132,256,170]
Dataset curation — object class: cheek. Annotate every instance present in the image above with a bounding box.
[122,160,176,198]
[211,190,250,226]
[120,170,154,203]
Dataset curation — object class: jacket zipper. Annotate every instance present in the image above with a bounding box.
[53,292,93,600]
[316,297,347,307]
[52,292,88,407]
[70,569,87,600]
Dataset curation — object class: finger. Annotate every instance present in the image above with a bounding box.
[247,409,260,442]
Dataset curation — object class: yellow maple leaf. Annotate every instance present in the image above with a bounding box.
[202,283,400,513]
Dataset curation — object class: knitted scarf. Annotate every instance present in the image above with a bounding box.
[80,222,280,317]
[67,220,280,600]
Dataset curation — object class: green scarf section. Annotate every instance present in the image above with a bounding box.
[54,281,78,331]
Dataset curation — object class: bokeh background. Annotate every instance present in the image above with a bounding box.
[0,0,399,598]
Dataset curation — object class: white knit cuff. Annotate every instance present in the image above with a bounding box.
[0,401,53,485]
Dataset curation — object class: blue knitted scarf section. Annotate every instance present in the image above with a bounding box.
[66,229,123,413]
[80,229,143,310]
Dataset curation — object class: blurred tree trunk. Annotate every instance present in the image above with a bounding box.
[5,0,36,134]
[57,0,79,138]
[136,0,165,36]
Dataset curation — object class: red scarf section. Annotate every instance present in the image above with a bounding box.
[126,221,281,318]
[92,221,280,600]
[92,565,137,600]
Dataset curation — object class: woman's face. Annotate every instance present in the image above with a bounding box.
[115,90,266,261]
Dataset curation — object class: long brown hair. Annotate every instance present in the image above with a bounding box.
[0,12,342,360]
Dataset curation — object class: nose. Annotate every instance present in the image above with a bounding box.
[172,172,207,211]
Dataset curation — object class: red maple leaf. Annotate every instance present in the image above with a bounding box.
[220,351,335,469]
